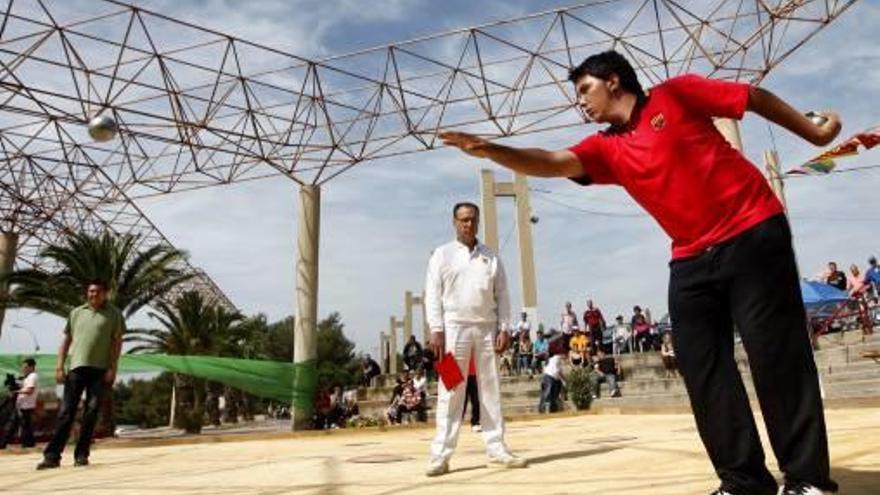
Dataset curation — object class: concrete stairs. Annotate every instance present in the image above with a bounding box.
[357,332,880,420]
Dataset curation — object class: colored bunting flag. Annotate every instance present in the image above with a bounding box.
[786,125,880,175]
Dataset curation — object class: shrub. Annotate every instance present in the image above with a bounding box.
[567,367,593,410]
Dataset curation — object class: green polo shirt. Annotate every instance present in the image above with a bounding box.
[64,303,125,371]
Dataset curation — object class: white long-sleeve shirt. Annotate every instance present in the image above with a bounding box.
[425,239,510,332]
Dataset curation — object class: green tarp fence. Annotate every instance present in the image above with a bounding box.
[0,354,316,406]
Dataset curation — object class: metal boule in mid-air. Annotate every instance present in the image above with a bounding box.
[805,111,828,127]
[88,114,118,142]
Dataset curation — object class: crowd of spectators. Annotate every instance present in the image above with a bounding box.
[385,369,428,424]
[816,257,880,298]
[356,298,681,416]
[498,300,674,380]
[314,386,360,429]
[346,255,880,425]
[813,256,880,337]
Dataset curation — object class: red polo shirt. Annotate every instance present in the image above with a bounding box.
[568,74,783,259]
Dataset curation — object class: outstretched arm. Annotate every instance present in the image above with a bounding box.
[439,131,583,178]
[746,87,841,146]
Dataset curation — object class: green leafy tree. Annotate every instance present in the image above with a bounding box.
[1,230,192,434]
[315,312,362,389]
[213,313,269,423]
[113,373,174,428]
[2,231,192,319]
[124,291,244,433]
[263,316,295,362]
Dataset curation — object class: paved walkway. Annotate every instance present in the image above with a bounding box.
[1,408,878,494]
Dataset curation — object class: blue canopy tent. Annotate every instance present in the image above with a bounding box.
[799,280,872,337]
[800,280,849,306]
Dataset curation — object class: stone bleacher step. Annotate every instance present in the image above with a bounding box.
[358,336,880,418]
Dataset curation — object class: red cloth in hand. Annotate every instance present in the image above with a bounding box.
[436,352,464,390]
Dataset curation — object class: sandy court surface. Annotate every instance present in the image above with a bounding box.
[1,408,878,494]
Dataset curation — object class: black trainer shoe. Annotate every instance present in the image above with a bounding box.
[36,459,60,470]
[781,482,828,495]
[74,457,89,467]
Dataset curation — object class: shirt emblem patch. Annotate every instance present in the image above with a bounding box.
[650,113,666,130]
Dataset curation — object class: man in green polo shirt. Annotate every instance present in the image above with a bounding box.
[37,280,124,470]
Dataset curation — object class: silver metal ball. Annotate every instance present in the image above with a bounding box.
[806,111,828,127]
[88,114,118,142]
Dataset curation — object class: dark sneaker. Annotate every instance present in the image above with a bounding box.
[710,490,735,495]
[36,459,60,470]
[780,483,829,495]
[74,457,89,467]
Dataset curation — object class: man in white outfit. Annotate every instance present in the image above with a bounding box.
[424,202,528,477]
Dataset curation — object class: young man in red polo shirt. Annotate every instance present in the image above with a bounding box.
[440,50,840,495]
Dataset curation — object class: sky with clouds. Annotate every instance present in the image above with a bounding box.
[2,0,879,360]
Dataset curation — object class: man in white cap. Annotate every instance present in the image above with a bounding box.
[424,201,527,476]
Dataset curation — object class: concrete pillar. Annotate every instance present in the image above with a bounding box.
[292,185,320,430]
[764,150,788,211]
[513,173,538,324]
[378,332,388,374]
[713,118,743,151]
[480,170,540,325]
[0,232,18,341]
[389,316,399,374]
[413,291,431,346]
[403,291,413,344]
[480,169,499,251]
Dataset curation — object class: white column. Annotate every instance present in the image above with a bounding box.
[713,118,743,151]
[764,150,788,211]
[480,169,499,251]
[513,173,538,324]
[389,316,399,374]
[293,185,320,430]
[404,291,413,344]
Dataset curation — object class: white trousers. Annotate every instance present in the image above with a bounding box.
[430,324,508,463]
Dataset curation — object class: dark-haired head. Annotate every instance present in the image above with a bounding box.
[85,279,109,309]
[452,202,479,218]
[568,50,645,100]
[85,279,108,291]
[452,202,480,247]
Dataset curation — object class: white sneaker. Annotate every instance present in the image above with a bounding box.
[425,460,449,477]
[780,483,830,495]
[487,453,528,469]
[471,424,482,433]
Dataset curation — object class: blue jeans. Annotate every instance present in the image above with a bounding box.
[517,354,532,373]
[538,375,561,413]
[588,371,618,397]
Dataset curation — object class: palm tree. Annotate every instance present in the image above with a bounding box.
[125,291,244,432]
[125,291,226,355]
[214,314,269,422]
[2,230,193,318]
[1,230,193,435]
